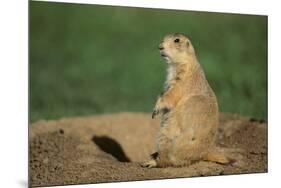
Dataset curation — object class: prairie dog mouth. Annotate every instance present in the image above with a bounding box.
[159,50,171,62]
[160,50,167,57]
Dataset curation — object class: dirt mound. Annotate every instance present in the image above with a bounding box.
[29,112,267,187]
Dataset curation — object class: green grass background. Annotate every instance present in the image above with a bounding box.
[30,1,267,122]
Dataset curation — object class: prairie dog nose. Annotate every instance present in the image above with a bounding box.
[158,43,164,50]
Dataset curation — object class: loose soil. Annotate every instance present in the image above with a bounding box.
[29,112,267,187]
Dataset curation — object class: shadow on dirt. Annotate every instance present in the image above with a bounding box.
[92,135,130,162]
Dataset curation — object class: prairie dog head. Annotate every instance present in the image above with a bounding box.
[158,33,196,64]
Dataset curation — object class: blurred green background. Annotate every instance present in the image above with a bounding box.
[29,1,267,122]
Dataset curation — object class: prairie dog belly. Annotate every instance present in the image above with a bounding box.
[173,95,218,145]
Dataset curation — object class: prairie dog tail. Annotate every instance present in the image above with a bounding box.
[204,147,244,164]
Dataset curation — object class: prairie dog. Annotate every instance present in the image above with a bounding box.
[142,33,239,168]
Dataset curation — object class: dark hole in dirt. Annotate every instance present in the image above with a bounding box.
[249,118,267,123]
[59,129,64,134]
[92,135,130,162]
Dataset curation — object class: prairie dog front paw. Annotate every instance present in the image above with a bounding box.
[152,98,171,118]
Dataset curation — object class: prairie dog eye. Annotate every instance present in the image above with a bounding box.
[174,38,180,43]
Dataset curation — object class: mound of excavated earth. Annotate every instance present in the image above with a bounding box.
[29,112,267,187]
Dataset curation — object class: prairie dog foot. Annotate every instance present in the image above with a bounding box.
[141,159,157,168]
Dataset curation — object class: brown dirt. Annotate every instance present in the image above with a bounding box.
[29,112,267,187]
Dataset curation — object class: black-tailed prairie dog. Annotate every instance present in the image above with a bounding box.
[142,33,241,168]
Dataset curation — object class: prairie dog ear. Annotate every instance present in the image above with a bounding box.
[186,40,190,47]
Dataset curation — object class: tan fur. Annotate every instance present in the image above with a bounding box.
[142,33,241,168]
